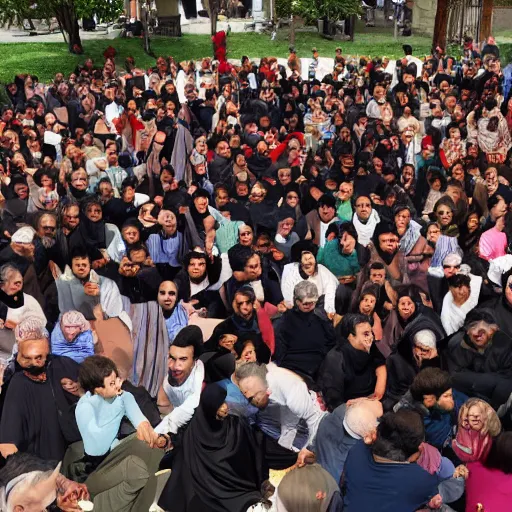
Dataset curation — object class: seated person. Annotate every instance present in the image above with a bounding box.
[274,281,335,382]
[315,397,383,484]
[394,367,467,457]
[305,194,339,248]
[74,355,165,512]
[157,280,189,343]
[51,310,95,363]
[442,309,512,408]
[317,313,386,412]
[343,409,454,512]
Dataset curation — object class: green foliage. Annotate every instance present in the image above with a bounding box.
[76,0,123,22]
[275,0,362,22]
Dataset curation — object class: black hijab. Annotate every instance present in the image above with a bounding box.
[160,383,266,512]
[78,198,106,260]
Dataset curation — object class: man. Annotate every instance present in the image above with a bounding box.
[315,398,383,484]
[56,249,132,330]
[274,282,335,381]
[428,252,462,314]
[236,362,327,468]
[155,326,205,436]
[0,318,82,461]
[54,201,81,270]
[352,194,380,247]
[0,452,89,512]
[443,309,512,408]
[305,195,339,247]
[394,367,467,455]
[208,139,233,185]
[173,249,224,317]
[207,287,273,360]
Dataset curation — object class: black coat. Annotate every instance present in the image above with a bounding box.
[442,330,512,408]
[274,307,336,381]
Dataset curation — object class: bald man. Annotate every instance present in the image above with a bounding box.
[314,398,383,483]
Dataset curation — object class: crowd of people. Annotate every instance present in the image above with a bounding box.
[0,34,512,511]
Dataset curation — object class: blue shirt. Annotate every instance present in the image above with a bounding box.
[75,391,147,456]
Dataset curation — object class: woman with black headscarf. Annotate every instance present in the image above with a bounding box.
[159,383,267,512]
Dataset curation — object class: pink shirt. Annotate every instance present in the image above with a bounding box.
[479,227,507,261]
[466,461,512,512]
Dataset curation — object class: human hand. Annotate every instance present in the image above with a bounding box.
[136,420,159,448]
[427,494,443,509]
[383,301,394,311]
[4,320,17,330]
[453,464,469,479]
[83,282,100,297]
[277,302,288,314]
[182,300,199,317]
[154,195,164,207]
[296,447,315,467]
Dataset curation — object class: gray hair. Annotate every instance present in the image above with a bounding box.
[345,401,381,438]
[443,252,462,267]
[0,263,21,285]
[235,362,268,386]
[14,318,49,343]
[293,281,319,303]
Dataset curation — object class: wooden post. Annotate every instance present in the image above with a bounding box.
[432,0,448,50]
[479,0,493,43]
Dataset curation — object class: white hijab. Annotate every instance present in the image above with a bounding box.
[353,209,380,247]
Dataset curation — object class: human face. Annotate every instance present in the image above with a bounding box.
[427,224,441,243]
[340,231,356,255]
[491,197,508,219]
[348,322,374,352]
[40,175,53,188]
[359,294,376,316]
[216,190,230,209]
[443,262,460,279]
[17,338,49,370]
[86,203,102,222]
[355,197,372,221]
[394,209,411,235]
[237,183,249,197]
[239,342,257,362]
[244,255,262,281]
[123,186,135,203]
[38,215,57,239]
[505,277,512,307]
[446,185,461,204]
[301,252,316,276]
[71,170,88,191]
[278,218,294,237]
[296,295,318,313]
[122,226,140,245]
[14,184,29,200]
[168,344,195,386]
[239,376,270,409]
[194,196,209,214]
[436,205,453,227]
[159,210,177,234]
[369,269,385,285]
[467,214,479,233]
[62,323,81,342]
[239,227,254,247]
[467,321,495,348]
[71,257,90,280]
[378,233,398,254]
[450,284,470,306]
[398,296,415,321]
[319,204,335,223]
[339,182,353,202]
[63,206,80,230]
[235,293,254,320]
[188,257,207,281]
[217,141,231,159]
[286,192,299,208]
[155,283,177,314]
[93,370,120,399]
[452,164,464,182]
[278,169,292,186]
[1,270,22,296]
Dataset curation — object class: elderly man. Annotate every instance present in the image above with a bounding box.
[315,398,383,484]
[274,282,335,382]
[0,318,82,461]
[443,309,512,408]
[236,361,327,468]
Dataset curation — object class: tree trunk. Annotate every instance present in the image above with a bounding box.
[54,2,83,53]
[289,15,295,46]
[479,0,493,43]
[432,0,448,50]
[209,0,218,36]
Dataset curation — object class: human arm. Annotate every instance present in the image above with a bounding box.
[372,364,387,401]
[156,384,173,415]
[317,350,345,412]
[319,265,338,315]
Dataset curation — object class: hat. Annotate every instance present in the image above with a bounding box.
[11,226,36,244]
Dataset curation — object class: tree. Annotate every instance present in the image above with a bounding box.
[0,0,122,54]
[432,0,449,50]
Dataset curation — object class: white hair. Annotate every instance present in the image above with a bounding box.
[413,329,437,350]
[345,401,380,438]
[443,253,462,267]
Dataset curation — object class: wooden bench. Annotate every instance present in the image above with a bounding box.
[155,15,182,37]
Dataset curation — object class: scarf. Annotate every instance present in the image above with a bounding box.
[452,427,492,463]
[417,442,442,475]
[429,235,462,271]
[353,209,380,247]
[441,274,482,335]
[399,219,422,255]
[231,312,260,333]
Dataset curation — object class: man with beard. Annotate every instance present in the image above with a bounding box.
[173,249,224,317]
[155,326,204,452]
[0,318,82,462]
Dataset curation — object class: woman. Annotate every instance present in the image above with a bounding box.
[157,280,188,343]
[479,216,508,261]
[284,186,308,239]
[159,383,266,512]
[281,241,338,316]
[146,209,183,281]
[273,208,299,260]
[137,202,161,241]
[0,263,46,358]
[353,284,383,342]
[336,181,354,223]
[394,204,432,290]
[432,196,458,236]
[458,208,482,254]
[381,286,444,359]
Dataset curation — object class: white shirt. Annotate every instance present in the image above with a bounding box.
[190,277,210,298]
[265,363,327,450]
[319,219,336,248]
[155,359,205,434]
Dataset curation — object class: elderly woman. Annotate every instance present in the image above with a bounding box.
[50,310,95,363]
[281,241,338,316]
[273,207,299,260]
[0,263,46,358]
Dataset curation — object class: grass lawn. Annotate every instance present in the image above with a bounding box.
[0,21,434,83]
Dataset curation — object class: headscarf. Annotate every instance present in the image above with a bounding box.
[61,311,91,333]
